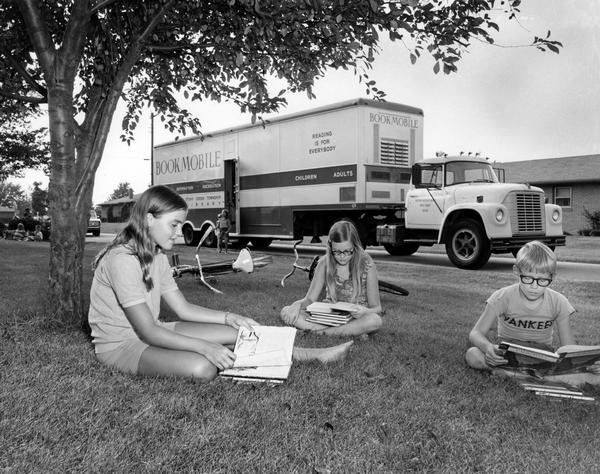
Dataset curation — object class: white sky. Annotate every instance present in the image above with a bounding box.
[11,0,600,205]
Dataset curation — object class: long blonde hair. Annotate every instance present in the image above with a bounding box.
[325,220,368,303]
[93,185,187,290]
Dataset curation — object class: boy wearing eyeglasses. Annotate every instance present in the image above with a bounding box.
[466,240,582,373]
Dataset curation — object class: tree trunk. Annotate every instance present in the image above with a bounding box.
[46,80,94,329]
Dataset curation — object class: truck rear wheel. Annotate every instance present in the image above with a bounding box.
[183,224,200,246]
[446,218,491,269]
[383,243,419,256]
[202,226,217,248]
[250,238,272,249]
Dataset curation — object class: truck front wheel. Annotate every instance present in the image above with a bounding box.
[445,219,491,269]
[383,243,419,256]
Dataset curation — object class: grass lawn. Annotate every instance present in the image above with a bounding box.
[1,238,600,472]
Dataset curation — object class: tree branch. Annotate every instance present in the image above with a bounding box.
[0,47,48,98]
[90,0,121,15]
[76,0,177,208]
[17,0,56,76]
[59,1,92,83]
[0,88,47,103]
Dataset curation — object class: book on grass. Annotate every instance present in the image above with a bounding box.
[518,382,595,402]
[220,326,297,383]
[499,341,600,364]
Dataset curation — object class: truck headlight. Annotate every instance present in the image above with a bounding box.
[552,209,561,222]
[495,209,504,223]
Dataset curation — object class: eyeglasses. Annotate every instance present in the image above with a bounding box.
[519,275,552,287]
[331,249,354,257]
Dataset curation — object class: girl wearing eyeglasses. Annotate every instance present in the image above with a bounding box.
[280,220,382,337]
[465,240,600,383]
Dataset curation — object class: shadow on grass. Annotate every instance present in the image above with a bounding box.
[2,239,600,471]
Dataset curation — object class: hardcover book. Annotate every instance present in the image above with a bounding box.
[220,326,297,383]
[499,341,600,364]
[518,382,595,402]
[305,302,360,327]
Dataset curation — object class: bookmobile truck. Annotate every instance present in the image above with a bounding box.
[153,98,565,269]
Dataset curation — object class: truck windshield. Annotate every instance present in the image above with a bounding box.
[445,161,498,186]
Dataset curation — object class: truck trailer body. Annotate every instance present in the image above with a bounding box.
[153,98,424,248]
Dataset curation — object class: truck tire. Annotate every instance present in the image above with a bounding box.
[445,218,491,269]
[250,238,272,249]
[383,243,419,256]
[202,226,217,248]
[183,224,200,246]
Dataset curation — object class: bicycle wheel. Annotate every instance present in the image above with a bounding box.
[378,280,409,296]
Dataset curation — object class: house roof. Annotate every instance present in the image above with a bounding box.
[498,154,600,184]
[97,193,141,206]
[0,206,16,213]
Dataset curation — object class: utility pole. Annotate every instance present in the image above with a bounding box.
[150,112,154,186]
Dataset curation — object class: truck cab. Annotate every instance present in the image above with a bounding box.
[378,155,565,269]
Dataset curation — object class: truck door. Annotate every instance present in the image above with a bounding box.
[223,159,239,233]
[405,163,446,229]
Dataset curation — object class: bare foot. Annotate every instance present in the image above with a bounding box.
[293,341,354,363]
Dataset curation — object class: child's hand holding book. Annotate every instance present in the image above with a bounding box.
[345,303,370,319]
[485,344,509,366]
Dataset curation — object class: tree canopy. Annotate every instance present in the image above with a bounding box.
[0,102,50,181]
[108,182,134,201]
[0,0,561,326]
[0,181,27,209]
[30,180,49,216]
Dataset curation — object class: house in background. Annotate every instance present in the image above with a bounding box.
[0,206,16,224]
[499,155,600,234]
[97,193,140,223]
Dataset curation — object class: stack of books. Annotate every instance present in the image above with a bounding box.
[519,382,595,402]
[305,301,360,327]
[220,326,297,384]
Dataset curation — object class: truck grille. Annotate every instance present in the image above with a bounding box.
[505,191,545,235]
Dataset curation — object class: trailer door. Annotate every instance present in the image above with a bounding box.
[224,159,239,233]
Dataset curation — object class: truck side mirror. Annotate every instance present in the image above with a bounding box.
[494,167,506,183]
[411,164,422,187]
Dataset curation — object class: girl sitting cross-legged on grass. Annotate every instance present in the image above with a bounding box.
[280,220,383,337]
[465,240,600,386]
[88,185,352,381]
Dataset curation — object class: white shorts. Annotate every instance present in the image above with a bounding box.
[95,322,177,374]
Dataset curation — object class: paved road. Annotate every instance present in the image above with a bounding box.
[89,233,600,282]
[268,243,600,282]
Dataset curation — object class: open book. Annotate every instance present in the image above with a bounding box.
[220,326,297,383]
[305,301,360,327]
[499,341,600,372]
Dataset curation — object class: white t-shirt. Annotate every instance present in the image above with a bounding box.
[486,283,575,346]
[88,246,178,353]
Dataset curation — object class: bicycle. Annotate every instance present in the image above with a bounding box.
[171,224,272,294]
[280,240,409,296]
